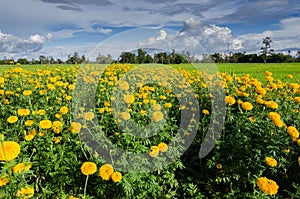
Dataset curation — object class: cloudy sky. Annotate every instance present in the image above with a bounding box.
[0,0,300,60]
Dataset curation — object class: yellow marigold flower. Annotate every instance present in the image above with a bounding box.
[16,186,34,199]
[153,104,162,111]
[39,120,52,129]
[287,74,293,79]
[268,112,281,121]
[149,146,160,157]
[241,102,253,111]
[38,109,46,115]
[71,122,82,133]
[0,77,4,84]
[202,109,210,115]
[17,109,30,116]
[287,126,299,140]
[81,162,97,175]
[216,164,222,169]
[47,83,55,90]
[248,116,256,123]
[119,81,129,91]
[152,111,164,122]
[164,102,172,108]
[294,97,300,104]
[7,116,18,124]
[225,96,236,106]
[290,83,300,90]
[60,106,69,115]
[0,141,21,161]
[13,162,32,174]
[256,86,266,95]
[265,157,277,167]
[68,84,75,90]
[25,134,34,142]
[265,71,273,76]
[0,175,9,186]
[52,121,63,134]
[83,112,94,121]
[123,94,135,104]
[265,101,279,109]
[275,120,285,128]
[158,142,168,152]
[24,120,34,126]
[111,171,122,182]
[257,177,279,195]
[140,110,147,116]
[22,90,32,96]
[256,98,265,105]
[120,112,131,120]
[99,164,114,180]
[65,95,72,100]
[266,76,273,82]
[39,89,46,95]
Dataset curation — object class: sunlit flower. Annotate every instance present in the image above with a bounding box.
[60,106,69,115]
[16,186,34,199]
[39,120,52,129]
[149,146,160,157]
[22,90,32,96]
[257,177,278,195]
[111,171,122,182]
[13,162,32,174]
[7,116,18,124]
[0,174,9,186]
[71,122,82,133]
[225,96,236,106]
[81,162,97,175]
[99,164,114,180]
[241,102,253,111]
[83,112,95,121]
[158,142,168,152]
[265,157,277,167]
[152,111,164,122]
[0,141,21,161]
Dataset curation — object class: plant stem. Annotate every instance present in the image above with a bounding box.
[84,175,89,197]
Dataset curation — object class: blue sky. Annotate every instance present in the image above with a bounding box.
[0,0,299,60]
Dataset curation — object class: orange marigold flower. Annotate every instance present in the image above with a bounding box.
[81,162,97,175]
[111,171,122,183]
[241,102,253,111]
[257,177,279,195]
[99,164,114,180]
[13,162,32,174]
[7,116,18,124]
[0,141,21,161]
[225,96,236,106]
[39,120,52,129]
[287,126,299,140]
[265,157,277,167]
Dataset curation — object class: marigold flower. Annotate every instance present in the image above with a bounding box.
[265,101,279,109]
[119,81,129,91]
[17,109,30,116]
[16,186,34,198]
[120,112,131,120]
[99,164,114,180]
[241,102,253,111]
[123,94,135,104]
[0,141,21,161]
[83,112,94,121]
[158,142,168,152]
[7,116,18,124]
[13,162,32,174]
[52,121,63,134]
[149,146,160,157]
[216,164,222,169]
[22,90,32,96]
[225,96,236,106]
[265,157,277,167]
[71,122,82,133]
[25,134,34,142]
[60,106,69,115]
[25,120,34,126]
[152,111,164,122]
[111,171,122,182]
[0,175,9,186]
[202,109,210,115]
[39,120,52,129]
[164,103,172,108]
[294,97,300,104]
[81,162,97,175]
[287,126,299,140]
[257,177,279,195]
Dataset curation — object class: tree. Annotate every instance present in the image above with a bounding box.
[39,55,47,65]
[260,37,274,64]
[137,48,146,64]
[96,54,113,64]
[119,52,136,63]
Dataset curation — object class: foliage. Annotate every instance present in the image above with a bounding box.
[0,64,299,198]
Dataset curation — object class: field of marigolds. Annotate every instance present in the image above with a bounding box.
[0,63,300,198]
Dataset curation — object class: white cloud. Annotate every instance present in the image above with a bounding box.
[0,31,50,53]
[139,18,243,54]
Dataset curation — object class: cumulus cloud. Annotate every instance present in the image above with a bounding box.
[139,18,243,54]
[0,31,51,53]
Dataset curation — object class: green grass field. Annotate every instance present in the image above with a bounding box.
[1,63,299,82]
